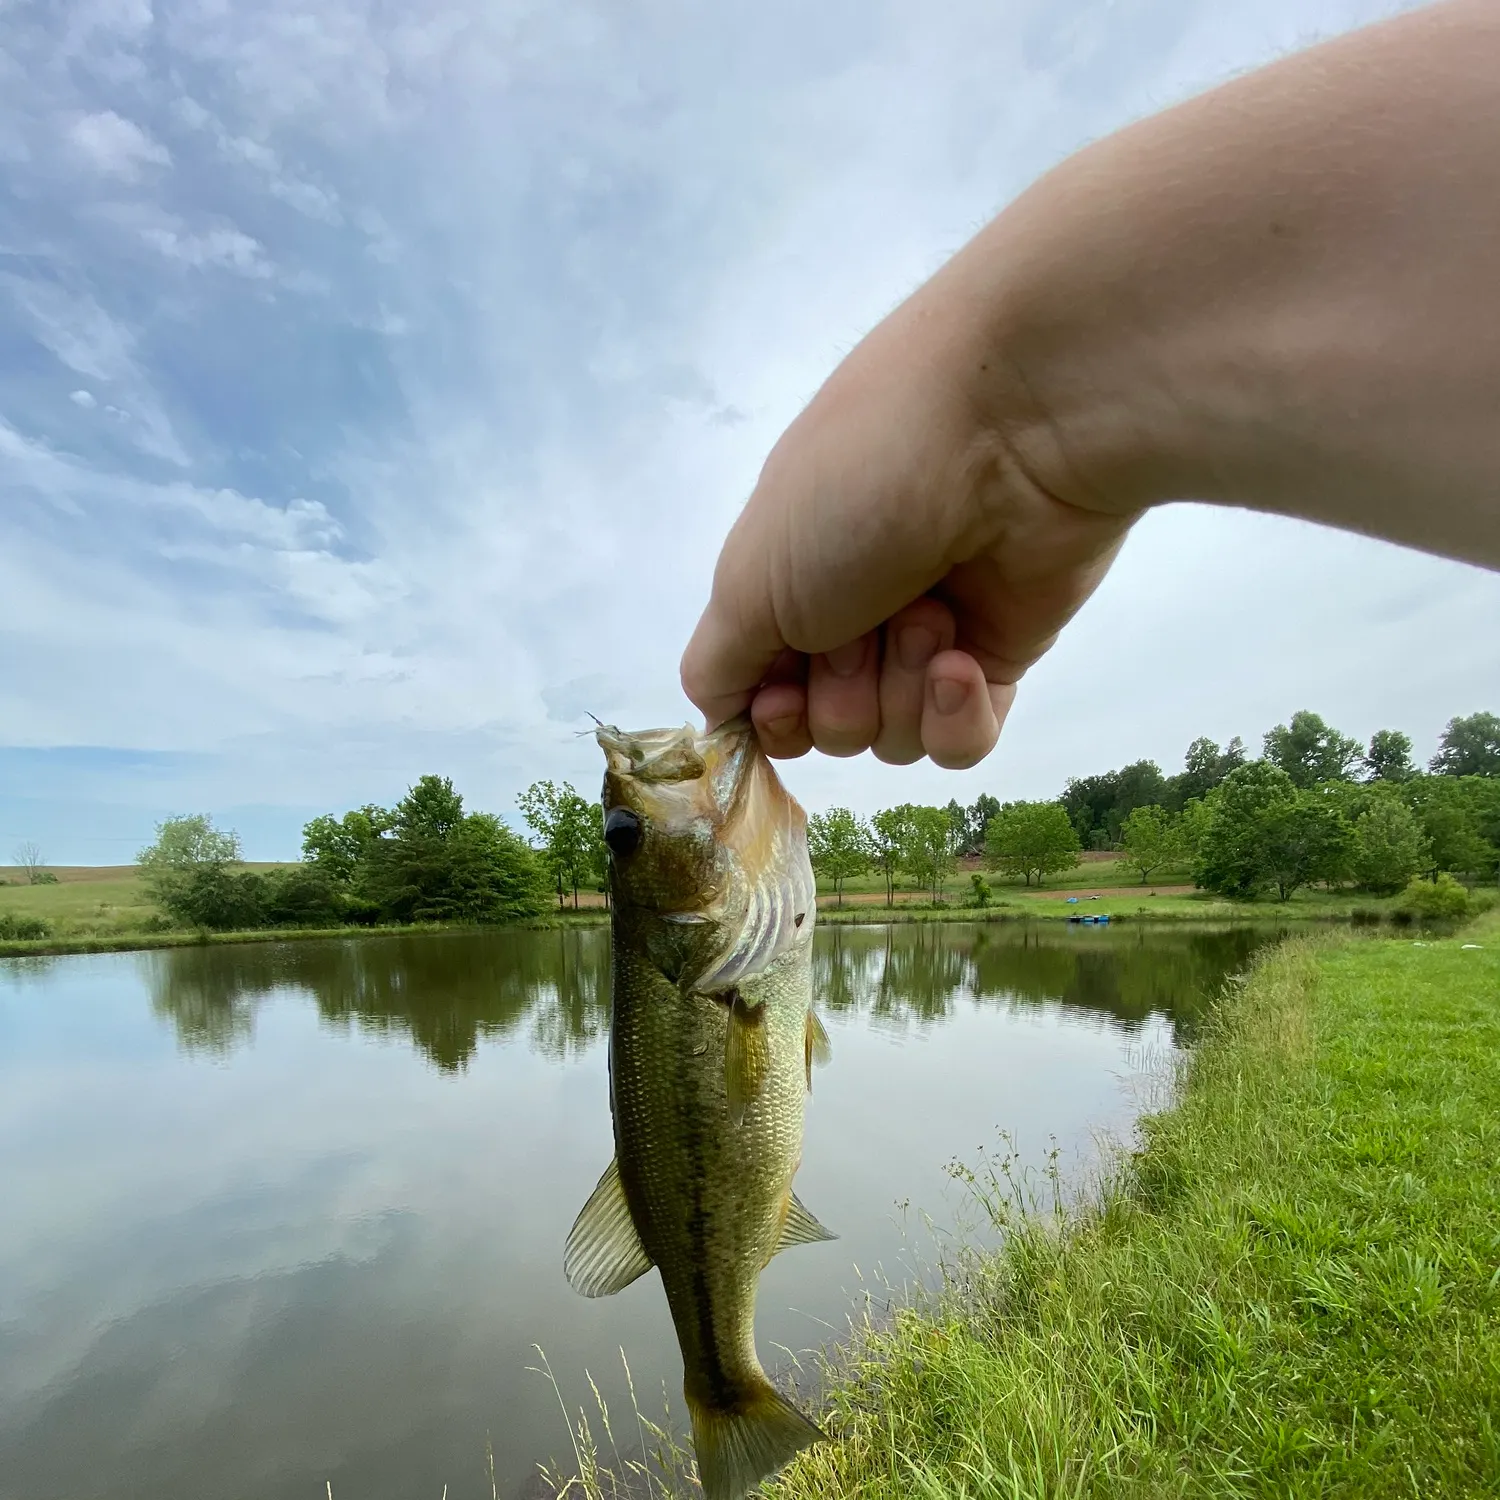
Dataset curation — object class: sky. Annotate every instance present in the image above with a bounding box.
[2,0,1495,864]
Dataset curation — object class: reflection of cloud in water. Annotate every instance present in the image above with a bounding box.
[145,922,1275,1068]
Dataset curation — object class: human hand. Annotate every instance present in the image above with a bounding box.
[680,271,1135,768]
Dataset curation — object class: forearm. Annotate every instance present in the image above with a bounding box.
[953,0,1500,568]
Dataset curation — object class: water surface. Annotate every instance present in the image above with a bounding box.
[0,921,1269,1500]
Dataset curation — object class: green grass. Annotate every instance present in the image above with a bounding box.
[761,910,1500,1498]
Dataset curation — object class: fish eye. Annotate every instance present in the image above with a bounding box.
[604,807,643,857]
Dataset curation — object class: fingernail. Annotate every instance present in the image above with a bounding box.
[763,712,802,738]
[931,676,969,716]
[897,626,939,672]
[823,638,867,678]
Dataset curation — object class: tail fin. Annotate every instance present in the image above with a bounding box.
[687,1382,825,1500]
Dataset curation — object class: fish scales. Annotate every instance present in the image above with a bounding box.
[564,719,834,1500]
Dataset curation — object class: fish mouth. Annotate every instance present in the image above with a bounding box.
[595,717,754,787]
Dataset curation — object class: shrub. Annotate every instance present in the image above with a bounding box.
[0,913,51,940]
[1398,873,1470,921]
[970,873,992,908]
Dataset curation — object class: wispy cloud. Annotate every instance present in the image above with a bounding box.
[66,109,170,179]
[2,0,1492,863]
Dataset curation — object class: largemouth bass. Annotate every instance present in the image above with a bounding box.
[563,718,834,1500]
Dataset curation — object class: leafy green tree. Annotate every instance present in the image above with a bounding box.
[137,814,243,920]
[984,801,1080,887]
[901,805,958,901]
[363,778,549,923]
[1119,805,1185,884]
[1429,711,1500,777]
[302,805,394,885]
[1195,762,1298,898]
[1351,797,1429,892]
[1167,736,1248,809]
[869,806,913,906]
[965,794,1001,857]
[806,808,871,906]
[1405,776,1495,878]
[1259,794,1352,900]
[518,779,604,908]
[1364,729,1416,783]
[1263,710,1363,787]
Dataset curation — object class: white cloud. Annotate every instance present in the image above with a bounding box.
[3,0,1494,865]
[137,220,274,278]
[69,389,97,408]
[66,109,170,178]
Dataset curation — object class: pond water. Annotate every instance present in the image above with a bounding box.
[0,921,1273,1500]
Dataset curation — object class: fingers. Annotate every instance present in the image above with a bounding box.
[872,598,954,764]
[922,651,1011,769]
[747,601,1012,768]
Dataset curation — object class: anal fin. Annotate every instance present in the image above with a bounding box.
[777,1189,837,1253]
[563,1157,653,1298]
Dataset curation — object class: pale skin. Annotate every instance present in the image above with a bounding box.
[680,0,1500,769]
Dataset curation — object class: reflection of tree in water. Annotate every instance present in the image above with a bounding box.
[146,928,611,1070]
[812,922,1277,1040]
[147,921,1276,1069]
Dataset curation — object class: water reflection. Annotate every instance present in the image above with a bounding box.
[145,927,612,1069]
[146,921,1270,1068]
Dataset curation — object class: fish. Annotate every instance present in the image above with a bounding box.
[563,717,835,1500]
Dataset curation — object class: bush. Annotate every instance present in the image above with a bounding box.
[1398,873,1471,921]
[29,870,59,885]
[970,873,992,908]
[0,913,51,940]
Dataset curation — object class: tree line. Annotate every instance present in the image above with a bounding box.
[808,710,1500,905]
[136,774,610,932]
[132,708,1498,930]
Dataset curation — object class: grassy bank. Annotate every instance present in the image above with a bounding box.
[764,910,1500,1498]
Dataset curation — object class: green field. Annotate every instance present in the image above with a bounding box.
[764,910,1500,1498]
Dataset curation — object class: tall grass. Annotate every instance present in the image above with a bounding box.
[544,915,1500,1497]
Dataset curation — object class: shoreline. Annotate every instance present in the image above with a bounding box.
[0,897,1408,960]
[760,910,1500,1497]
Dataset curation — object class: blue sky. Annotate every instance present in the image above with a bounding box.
[3,0,1495,864]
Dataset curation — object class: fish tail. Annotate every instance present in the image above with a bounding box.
[686,1380,825,1500]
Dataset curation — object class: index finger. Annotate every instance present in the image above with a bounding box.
[679,578,787,730]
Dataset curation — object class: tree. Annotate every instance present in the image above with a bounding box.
[363,780,549,924]
[1259,794,1352,901]
[1351,797,1429,892]
[1263,710,1363,787]
[12,841,48,884]
[984,801,1081,886]
[869,806,913,906]
[1119,806,1186,884]
[1168,736,1248,808]
[137,814,243,920]
[1405,775,1495,878]
[302,805,394,885]
[966,794,1001,857]
[901,805,958,901]
[1195,762,1298,898]
[1364,729,1416,783]
[1429,711,1500,777]
[806,808,871,906]
[518,780,604,908]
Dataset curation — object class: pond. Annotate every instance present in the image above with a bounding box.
[0,920,1275,1500]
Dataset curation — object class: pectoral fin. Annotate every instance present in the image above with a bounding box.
[725,992,770,1126]
[804,1010,831,1090]
[777,1190,837,1253]
[563,1158,653,1298]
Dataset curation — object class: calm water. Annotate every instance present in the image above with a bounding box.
[0,921,1270,1500]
